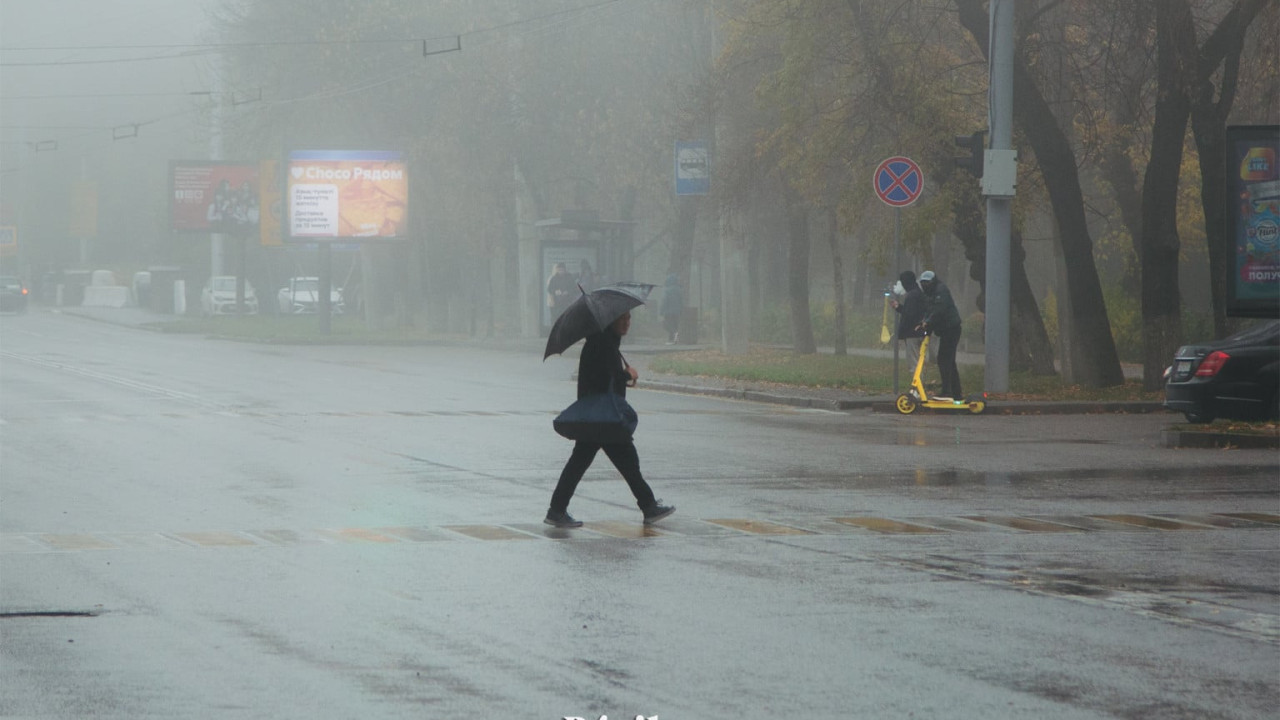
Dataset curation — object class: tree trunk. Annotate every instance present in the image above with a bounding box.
[1139,2,1196,390]
[1098,3,1150,299]
[827,206,847,356]
[1192,104,1232,338]
[1008,230,1058,375]
[784,189,816,354]
[948,174,1056,375]
[1100,141,1144,293]
[957,0,1125,387]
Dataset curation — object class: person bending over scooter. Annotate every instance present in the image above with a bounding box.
[917,271,963,400]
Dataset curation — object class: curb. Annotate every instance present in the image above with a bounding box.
[643,380,1167,416]
[870,400,1167,415]
[1162,430,1280,450]
[640,381,877,411]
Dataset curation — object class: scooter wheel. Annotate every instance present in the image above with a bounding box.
[967,400,986,415]
[896,393,919,414]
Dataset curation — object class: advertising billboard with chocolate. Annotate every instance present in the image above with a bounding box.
[286,150,407,240]
[1227,126,1280,318]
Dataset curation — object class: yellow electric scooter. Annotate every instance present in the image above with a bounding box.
[895,332,987,415]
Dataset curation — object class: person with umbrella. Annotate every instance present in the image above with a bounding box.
[543,284,676,528]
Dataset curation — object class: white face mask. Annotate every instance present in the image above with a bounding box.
[893,281,905,296]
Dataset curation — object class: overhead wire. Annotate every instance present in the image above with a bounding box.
[0,0,630,66]
[0,0,647,172]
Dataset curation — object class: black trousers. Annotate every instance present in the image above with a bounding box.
[935,328,962,399]
[550,440,657,513]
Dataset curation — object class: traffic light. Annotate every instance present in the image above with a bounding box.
[954,130,986,178]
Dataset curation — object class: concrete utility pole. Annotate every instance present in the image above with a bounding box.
[709,0,749,355]
[210,56,225,282]
[983,0,1015,392]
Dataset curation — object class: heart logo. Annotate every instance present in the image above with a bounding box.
[291,167,304,179]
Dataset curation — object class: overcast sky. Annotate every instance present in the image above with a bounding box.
[1,1,213,163]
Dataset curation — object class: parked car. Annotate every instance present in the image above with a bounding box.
[277,276,343,315]
[200,276,258,316]
[1163,320,1279,423]
[0,275,28,313]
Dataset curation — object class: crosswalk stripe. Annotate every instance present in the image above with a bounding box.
[1,512,1273,553]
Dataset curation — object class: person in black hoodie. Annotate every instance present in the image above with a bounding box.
[918,270,963,400]
[891,270,926,371]
[545,311,676,528]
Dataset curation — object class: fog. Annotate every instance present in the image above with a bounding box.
[0,1,714,339]
[1,1,211,272]
[1,1,1275,364]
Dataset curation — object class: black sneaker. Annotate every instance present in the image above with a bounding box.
[642,502,676,525]
[544,509,583,528]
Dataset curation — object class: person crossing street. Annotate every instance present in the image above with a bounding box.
[545,310,675,528]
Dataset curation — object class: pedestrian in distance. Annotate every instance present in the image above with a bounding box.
[545,310,675,528]
[660,273,684,344]
[546,263,577,320]
[891,270,926,371]
[917,270,963,400]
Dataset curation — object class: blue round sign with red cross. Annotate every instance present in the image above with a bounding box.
[873,156,924,207]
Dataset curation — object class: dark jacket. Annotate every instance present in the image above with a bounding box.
[577,329,630,400]
[547,271,577,308]
[922,281,962,334]
[895,285,926,339]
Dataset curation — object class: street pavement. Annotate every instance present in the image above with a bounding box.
[55,305,1252,444]
[1,306,1276,719]
[57,304,1157,412]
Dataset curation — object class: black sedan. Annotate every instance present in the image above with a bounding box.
[1164,320,1279,423]
[0,275,28,313]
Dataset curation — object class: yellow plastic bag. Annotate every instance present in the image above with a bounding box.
[880,295,892,344]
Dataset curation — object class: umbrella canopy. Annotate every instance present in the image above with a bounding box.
[543,283,655,359]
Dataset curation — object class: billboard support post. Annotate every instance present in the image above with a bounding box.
[236,233,247,314]
[319,244,332,335]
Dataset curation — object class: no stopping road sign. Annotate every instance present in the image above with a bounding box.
[874,156,924,207]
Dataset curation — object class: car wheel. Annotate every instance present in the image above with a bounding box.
[1183,411,1213,424]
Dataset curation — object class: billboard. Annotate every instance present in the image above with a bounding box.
[286,150,406,240]
[170,162,260,234]
[1227,125,1280,318]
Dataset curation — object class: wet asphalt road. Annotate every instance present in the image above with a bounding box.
[1,310,1277,719]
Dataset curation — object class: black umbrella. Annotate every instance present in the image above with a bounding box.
[543,283,655,359]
